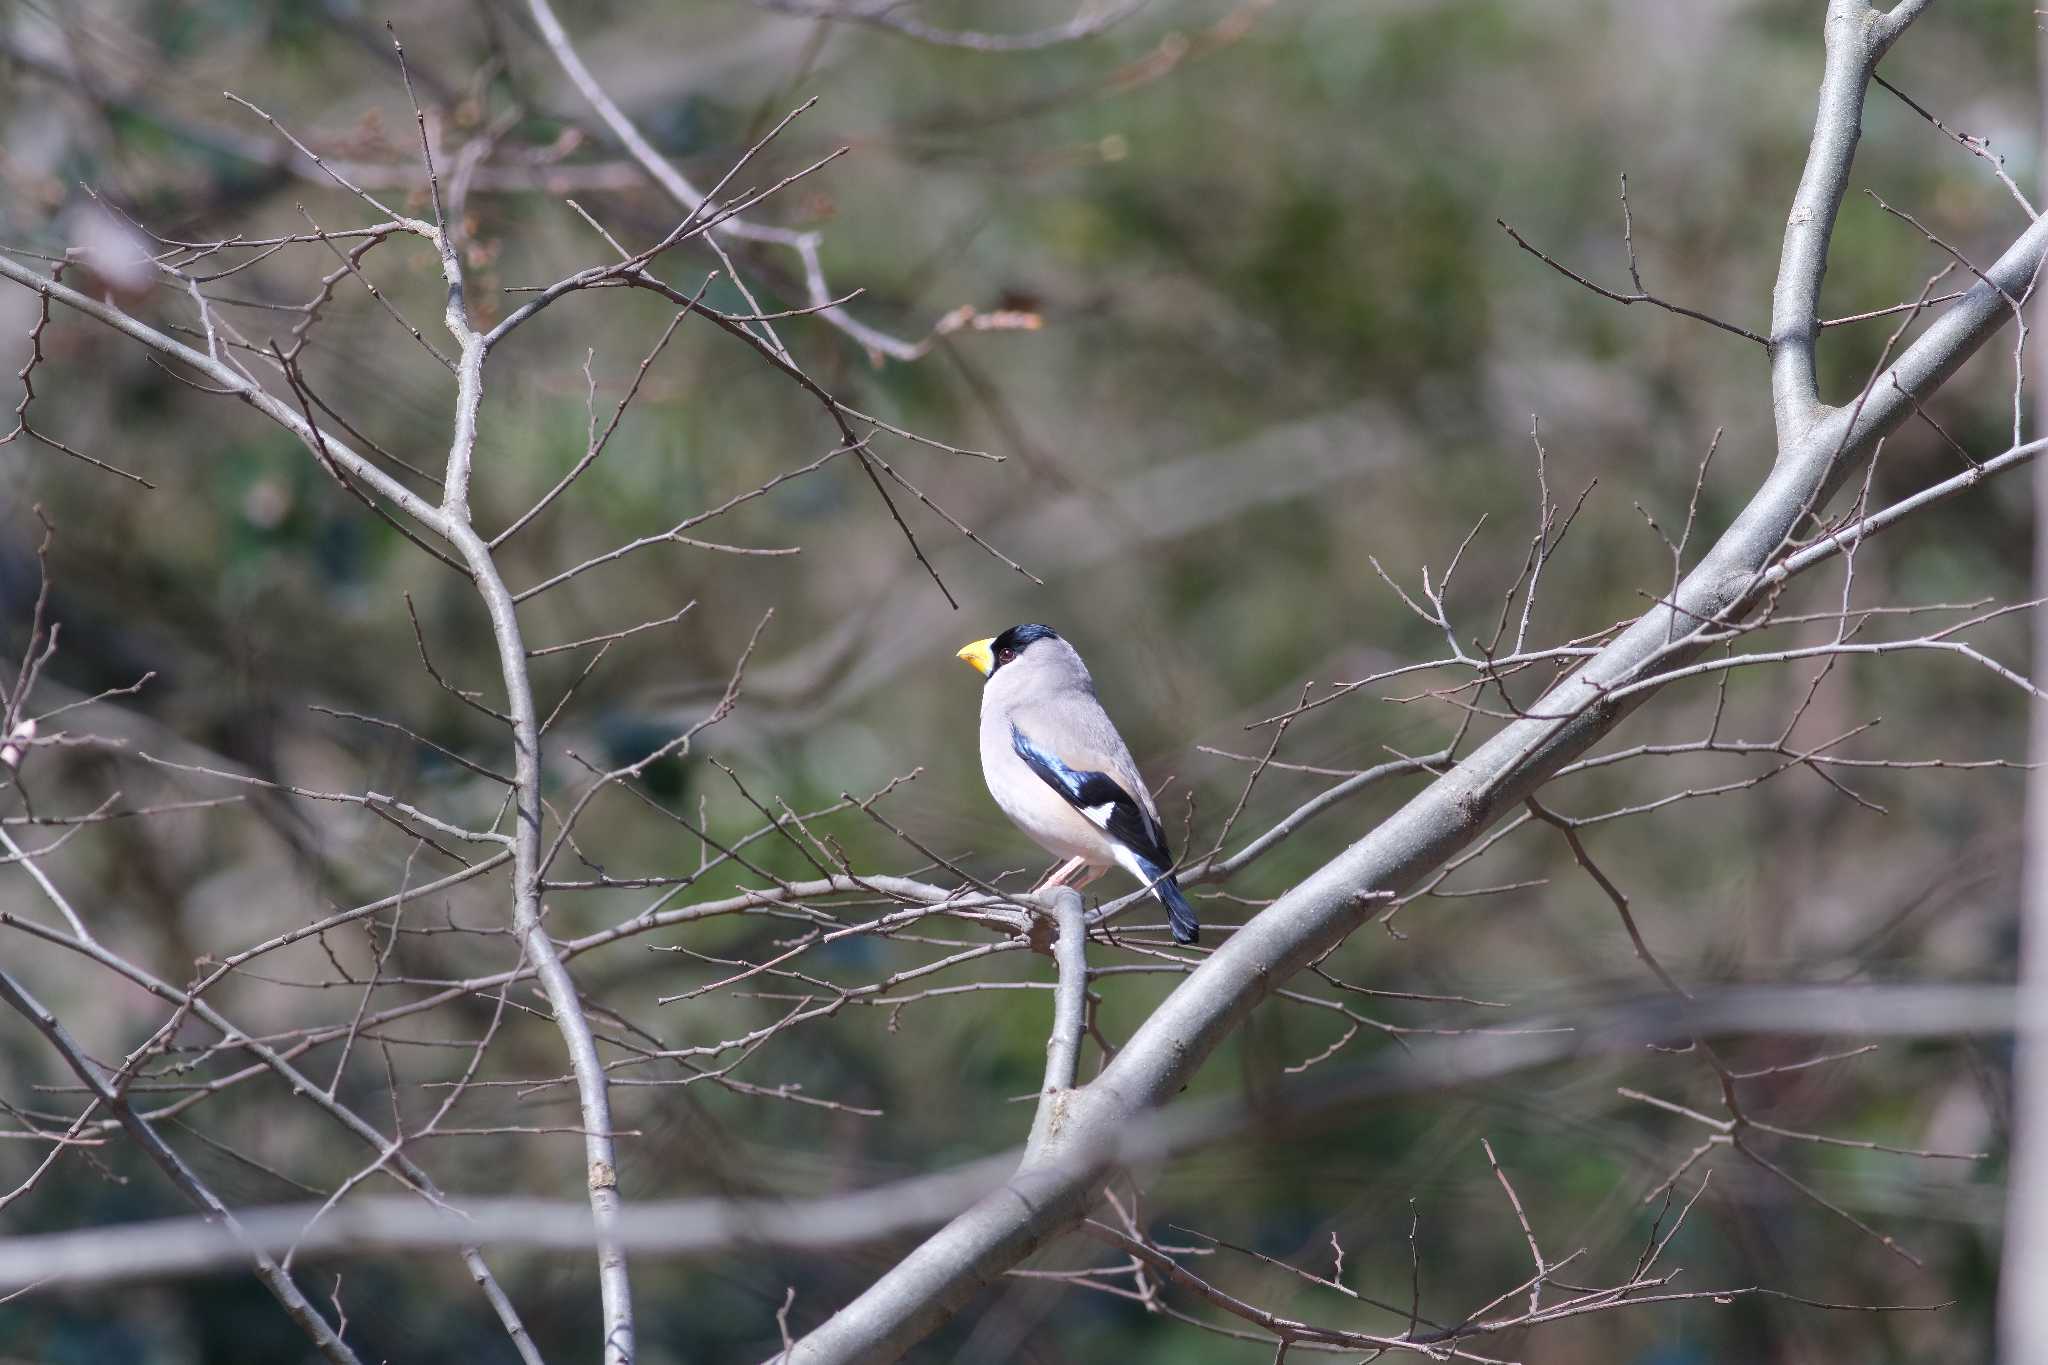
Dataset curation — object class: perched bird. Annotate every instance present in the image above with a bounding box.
[956,623,1199,944]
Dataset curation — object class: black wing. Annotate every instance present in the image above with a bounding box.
[1009,725,1173,867]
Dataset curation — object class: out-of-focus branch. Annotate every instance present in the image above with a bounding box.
[0,1154,1018,1295]
[1,907,542,1355]
[0,980,2012,1296]
[744,0,1149,52]
[522,0,929,362]
[0,966,363,1365]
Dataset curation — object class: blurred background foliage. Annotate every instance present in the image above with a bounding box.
[0,0,2036,1361]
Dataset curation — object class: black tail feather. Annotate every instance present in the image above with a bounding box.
[1154,873,1200,945]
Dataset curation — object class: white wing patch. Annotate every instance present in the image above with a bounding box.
[1082,802,1117,828]
[1109,843,1156,888]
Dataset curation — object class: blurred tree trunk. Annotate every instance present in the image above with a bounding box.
[1997,28,2048,1359]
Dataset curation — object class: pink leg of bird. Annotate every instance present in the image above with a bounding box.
[1033,856,1093,892]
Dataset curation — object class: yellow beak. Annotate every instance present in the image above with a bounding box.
[956,637,996,676]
